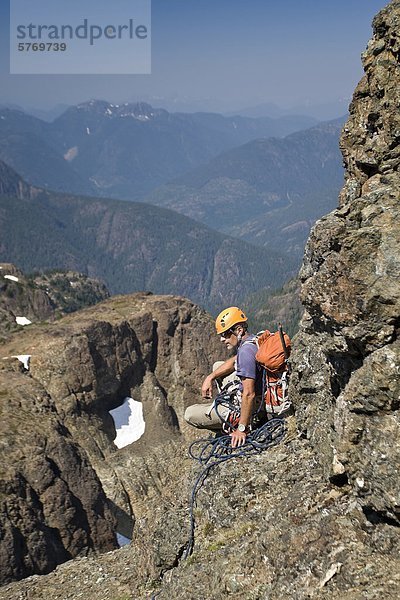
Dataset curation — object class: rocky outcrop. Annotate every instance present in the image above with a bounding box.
[291,0,400,512]
[0,293,225,585]
[0,264,109,341]
[0,264,54,340]
[0,160,37,200]
[31,270,110,317]
[0,366,117,584]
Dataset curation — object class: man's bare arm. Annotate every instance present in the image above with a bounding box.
[201,356,236,398]
[230,377,255,448]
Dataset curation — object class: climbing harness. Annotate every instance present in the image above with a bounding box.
[208,376,266,433]
[184,417,286,558]
[206,379,243,432]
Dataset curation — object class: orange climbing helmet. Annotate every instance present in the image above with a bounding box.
[215,307,248,334]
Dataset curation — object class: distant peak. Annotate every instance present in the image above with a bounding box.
[74,99,167,120]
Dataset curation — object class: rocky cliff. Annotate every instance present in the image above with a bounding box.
[0,293,225,586]
[0,2,399,599]
[291,0,400,508]
[0,185,295,313]
[0,160,37,200]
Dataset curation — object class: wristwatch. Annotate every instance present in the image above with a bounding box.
[237,423,247,433]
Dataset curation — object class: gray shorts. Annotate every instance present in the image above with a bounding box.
[184,361,238,430]
[184,401,230,430]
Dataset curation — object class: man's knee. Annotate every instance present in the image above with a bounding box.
[212,361,225,372]
[184,404,198,427]
[184,404,209,428]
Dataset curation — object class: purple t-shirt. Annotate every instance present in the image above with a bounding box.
[235,335,262,395]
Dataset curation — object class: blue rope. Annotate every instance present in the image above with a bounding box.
[184,417,286,558]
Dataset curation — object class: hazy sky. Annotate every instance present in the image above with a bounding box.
[0,0,388,115]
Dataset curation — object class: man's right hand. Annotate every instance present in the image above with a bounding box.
[201,374,213,399]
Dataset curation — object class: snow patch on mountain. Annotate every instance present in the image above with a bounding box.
[11,355,31,370]
[109,397,145,448]
[15,316,32,326]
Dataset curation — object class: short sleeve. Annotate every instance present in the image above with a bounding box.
[236,343,257,380]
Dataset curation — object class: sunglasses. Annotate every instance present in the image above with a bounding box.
[220,328,235,339]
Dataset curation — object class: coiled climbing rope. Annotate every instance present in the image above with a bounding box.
[184,417,286,558]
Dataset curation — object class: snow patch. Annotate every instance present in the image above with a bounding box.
[11,355,31,370]
[109,397,145,448]
[15,316,32,326]
[116,533,131,547]
[4,274,19,282]
[121,113,150,120]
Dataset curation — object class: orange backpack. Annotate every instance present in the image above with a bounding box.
[255,326,292,415]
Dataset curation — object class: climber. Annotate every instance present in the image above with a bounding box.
[184,307,262,448]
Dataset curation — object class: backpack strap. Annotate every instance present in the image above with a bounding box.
[241,335,259,348]
[278,323,290,361]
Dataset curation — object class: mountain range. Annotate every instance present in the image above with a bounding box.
[228,98,350,121]
[147,118,345,261]
[0,161,296,312]
[0,101,317,200]
[0,100,345,305]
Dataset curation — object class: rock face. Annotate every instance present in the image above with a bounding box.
[0,368,117,584]
[0,160,37,200]
[292,0,400,514]
[0,293,225,585]
[0,264,54,340]
[0,3,399,599]
[0,263,109,341]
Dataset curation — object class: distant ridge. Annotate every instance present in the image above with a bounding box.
[0,166,296,312]
[147,118,346,262]
[0,100,318,200]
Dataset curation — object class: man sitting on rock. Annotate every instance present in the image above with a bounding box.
[184,306,262,448]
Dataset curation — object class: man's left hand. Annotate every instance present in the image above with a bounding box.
[230,429,246,448]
